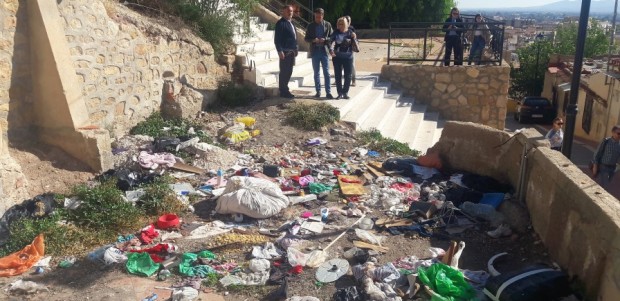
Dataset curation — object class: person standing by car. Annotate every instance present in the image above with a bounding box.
[274,5,298,99]
[442,7,464,66]
[545,117,564,151]
[329,17,356,100]
[305,8,334,99]
[592,125,620,189]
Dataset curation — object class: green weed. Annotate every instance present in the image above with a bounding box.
[286,103,340,131]
[139,176,186,216]
[357,128,420,156]
[66,180,143,232]
[215,80,254,108]
[130,111,212,143]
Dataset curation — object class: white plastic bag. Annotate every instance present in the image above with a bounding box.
[216,177,290,218]
[305,250,328,268]
[172,287,199,301]
[7,280,49,295]
[287,247,309,267]
[355,229,385,246]
[249,258,270,272]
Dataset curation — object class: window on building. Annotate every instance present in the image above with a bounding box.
[582,94,593,134]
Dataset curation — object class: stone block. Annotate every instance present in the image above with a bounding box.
[466,67,480,78]
[436,73,451,83]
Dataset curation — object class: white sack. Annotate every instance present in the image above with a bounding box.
[216,177,290,218]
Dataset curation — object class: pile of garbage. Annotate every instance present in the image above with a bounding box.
[0,114,578,301]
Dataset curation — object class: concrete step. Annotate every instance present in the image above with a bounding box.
[341,89,387,126]
[410,112,439,154]
[235,39,276,55]
[254,52,310,73]
[260,59,314,87]
[394,104,426,146]
[244,49,279,63]
[375,98,413,138]
[325,80,375,118]
[358,91,401,132]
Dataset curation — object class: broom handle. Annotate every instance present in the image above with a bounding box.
[323,214,367,252]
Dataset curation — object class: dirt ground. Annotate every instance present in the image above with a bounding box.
[0,95,557,301]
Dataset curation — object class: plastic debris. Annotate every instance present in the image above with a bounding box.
[6,280,49,295]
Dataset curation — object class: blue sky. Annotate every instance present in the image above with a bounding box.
[457,0,561,9]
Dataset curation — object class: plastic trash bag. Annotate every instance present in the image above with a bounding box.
[287,247,309,267]
[0,234,45,277]
[249,258,271,272]
[172,287,199,301]
[417,263,476,301]
[333,286,361,301]
[355,229,385,246]
[7,279,49,295]
[126,252,161,277]
[305,250,328,268]
[222,123,251,144]
[216,177,290,219]
[235,116,256,129]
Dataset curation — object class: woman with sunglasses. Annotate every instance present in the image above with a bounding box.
[545,117,564,151]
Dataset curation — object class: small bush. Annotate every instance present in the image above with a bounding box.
[139,176,186,216]
[130,111,212,143]
[216,81,254,107]
[357,128,420,156]
[286,103,340,131]
[66,180,143,232]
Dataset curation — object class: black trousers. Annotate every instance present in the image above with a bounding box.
[279,51,296,95]
[444,35,463,66]
[333,57,353,95]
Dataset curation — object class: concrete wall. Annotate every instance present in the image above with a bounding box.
[58,0,231,138]
[381,64,510,129]
[431,121,620,300]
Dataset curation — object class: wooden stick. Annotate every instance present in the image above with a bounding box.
[323,214,367,252]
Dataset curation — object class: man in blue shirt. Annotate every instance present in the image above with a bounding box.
[274,5,298,98]
[305,8,334,99]
[592,125,620,189]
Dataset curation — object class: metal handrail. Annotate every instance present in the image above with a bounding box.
[387,19,505,65]
[263,0,310,29]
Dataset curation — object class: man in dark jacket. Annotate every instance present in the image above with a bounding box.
[274,5,298,98]
[305,8,334,99]
[442,7,464,66]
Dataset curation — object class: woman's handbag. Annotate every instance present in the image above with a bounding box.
[351,38,360,52]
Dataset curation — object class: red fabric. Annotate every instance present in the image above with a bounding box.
[139,224,159,244]
[289,265,303,274]
[129,243,170,263]
[333,170,342,176]
[417,152,443,169]
[390,182,414,192]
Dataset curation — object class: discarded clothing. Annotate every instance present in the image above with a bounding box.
[308,182,333,194]
[333,286,361,301]
[178,252,216,277]
[0,234,45,277]
[173,276,202,290]
[126,252,161,277]
[187,221,232,240]
[139,224,159,244]
[129,243,177,263]
[138,151,177,169]
[393,255,434,272]
[0,194,56,244]
[460,173,512,193]
[104,247,128,265]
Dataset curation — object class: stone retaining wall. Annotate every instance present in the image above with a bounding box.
[58,0,231,137]
[431,121,620,300]
[381,64,510,129]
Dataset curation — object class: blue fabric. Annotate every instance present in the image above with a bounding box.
[274,18,297,52]
[479,193,504,208]
[312,52,331,93]
[468,36,485,64]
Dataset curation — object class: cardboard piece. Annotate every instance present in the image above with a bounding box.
[172,162,205,174]
[352,240,389,252]
[338,175,367,196]
[301,221,324,233]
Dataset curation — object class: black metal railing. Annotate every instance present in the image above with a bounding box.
[263,0,312,30]
[387,14,505,65]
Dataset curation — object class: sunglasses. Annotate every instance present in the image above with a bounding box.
[556,122,564,125]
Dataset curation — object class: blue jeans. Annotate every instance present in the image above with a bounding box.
[333,57,352,95]
[312,52,331,93]
[468,36,485,65]
[596,165,616,189]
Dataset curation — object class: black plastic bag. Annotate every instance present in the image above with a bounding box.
[333,286,361,301]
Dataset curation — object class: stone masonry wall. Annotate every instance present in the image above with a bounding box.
[1,0,33,152]
[58,0,231,137]
[381,65,510,129]
[0,0,31,214]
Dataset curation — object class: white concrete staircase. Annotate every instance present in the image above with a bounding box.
[233,17,444,154]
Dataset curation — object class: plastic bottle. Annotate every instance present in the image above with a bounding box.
[142,293,158,301]
[216,168,223,187]
[157,269,171,281]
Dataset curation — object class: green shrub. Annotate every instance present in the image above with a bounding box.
[216,80,254,107]
[139,176,186,216]
[66,180,143,232]
[357,128,420,156]
[286,103,340,131]
[130,111,212,143]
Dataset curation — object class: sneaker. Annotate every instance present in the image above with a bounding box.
[487,224,512,238]
[326,93,334,99]
[342,94,350,99]
[314,92,321,98]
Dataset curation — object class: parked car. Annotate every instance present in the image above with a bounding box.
[514,97,555,123]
